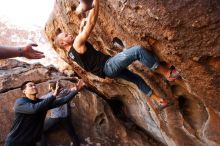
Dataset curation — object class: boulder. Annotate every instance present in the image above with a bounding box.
[0,59,161,146]
[44,0,220,145]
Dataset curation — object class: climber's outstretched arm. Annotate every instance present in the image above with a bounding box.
[73,0,99,54]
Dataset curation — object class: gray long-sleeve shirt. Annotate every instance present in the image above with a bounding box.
[41,89,71,118]
[4,90,78,146]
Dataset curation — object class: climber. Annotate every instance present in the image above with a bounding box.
[54,0,178,110]
[40,81,80,146]
[4,80,85,146]
[75,0,94,15]
[0,44,45,59]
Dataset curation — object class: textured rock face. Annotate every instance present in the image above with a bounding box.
[0,59,161,146]
[41,0,220,146]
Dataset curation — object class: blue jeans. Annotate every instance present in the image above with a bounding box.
[103,46,159,97]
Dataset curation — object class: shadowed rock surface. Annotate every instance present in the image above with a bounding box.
[0,59,162,146]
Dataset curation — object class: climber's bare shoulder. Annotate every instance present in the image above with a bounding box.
[73,35,87,54]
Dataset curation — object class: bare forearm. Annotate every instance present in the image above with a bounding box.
[0,44,44,59]
[0,46,22,59]
[87,0,99,28]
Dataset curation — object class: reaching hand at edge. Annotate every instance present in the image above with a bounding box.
[72,79,86,91]
[0,43,45,59]
[22,43,45,59]
[53,81,61,96]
